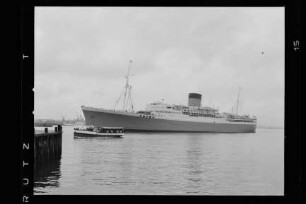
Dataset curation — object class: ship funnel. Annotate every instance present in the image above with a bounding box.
[188,93,202,107]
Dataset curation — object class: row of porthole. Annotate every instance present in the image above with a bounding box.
[189,114,216,117]
[105,130,123,133]
[228,120,255,123]
[139,115,154,119]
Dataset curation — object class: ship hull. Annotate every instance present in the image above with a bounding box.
[81,106,256,133]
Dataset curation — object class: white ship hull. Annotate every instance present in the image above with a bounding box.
[81,106,256,133]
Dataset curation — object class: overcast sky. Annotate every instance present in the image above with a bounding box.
[34,7,284,127]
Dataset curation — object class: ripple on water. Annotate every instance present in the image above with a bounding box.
[34,127,284,195]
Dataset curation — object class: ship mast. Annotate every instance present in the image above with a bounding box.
[236,86,241,115]
[123,60,132,111]
[115,60,134,112]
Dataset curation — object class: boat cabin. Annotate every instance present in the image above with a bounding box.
[94,127,124,133]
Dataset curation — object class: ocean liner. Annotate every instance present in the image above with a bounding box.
[81,61,257,133]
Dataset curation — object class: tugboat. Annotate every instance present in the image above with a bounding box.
[74,126,124,138]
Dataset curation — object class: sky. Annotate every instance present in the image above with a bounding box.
[34,7,284,127]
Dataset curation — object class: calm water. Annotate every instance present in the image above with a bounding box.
[34,126,284,195]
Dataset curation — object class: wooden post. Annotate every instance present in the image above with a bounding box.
[35,125,62,165]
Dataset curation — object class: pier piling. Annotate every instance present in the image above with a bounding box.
[34,125,62,165]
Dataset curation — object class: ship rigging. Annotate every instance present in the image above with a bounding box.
[114,60,134,112]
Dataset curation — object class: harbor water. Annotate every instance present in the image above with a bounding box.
[34,126,284,195]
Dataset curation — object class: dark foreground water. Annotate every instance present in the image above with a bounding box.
[34,126,283,195]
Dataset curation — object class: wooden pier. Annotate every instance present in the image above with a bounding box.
[34,125,62,164]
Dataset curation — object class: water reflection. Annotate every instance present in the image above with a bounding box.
[34,159,61,192]
[184,135,205,193]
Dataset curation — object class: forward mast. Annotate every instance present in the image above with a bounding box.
[115,60,134,112]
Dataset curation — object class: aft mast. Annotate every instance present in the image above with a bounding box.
[236,86,241,115]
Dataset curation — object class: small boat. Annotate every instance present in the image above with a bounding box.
[74,126,124,138]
